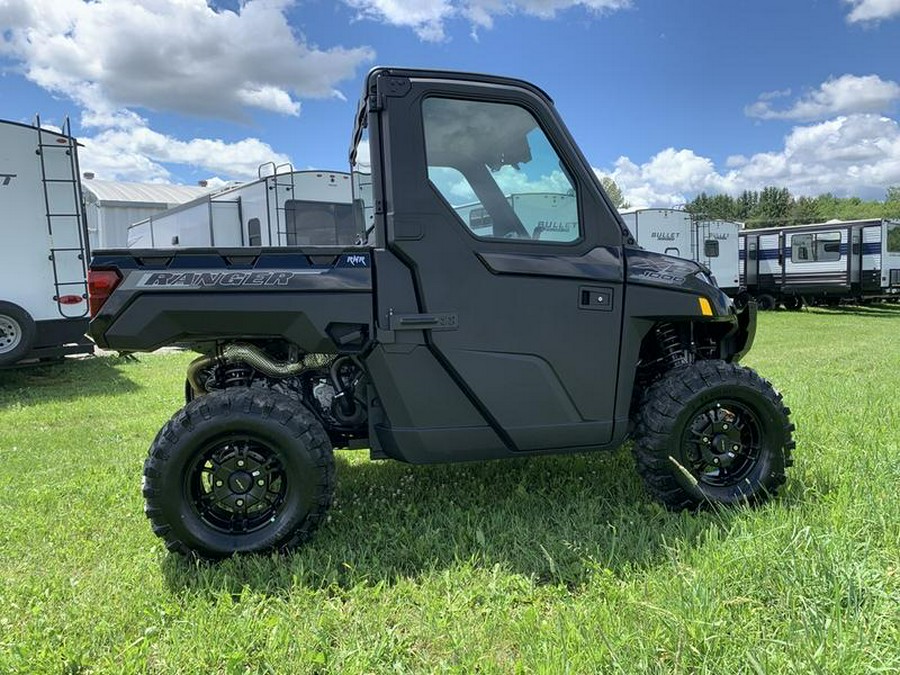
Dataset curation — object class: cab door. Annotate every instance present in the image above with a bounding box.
[373,74,625,451]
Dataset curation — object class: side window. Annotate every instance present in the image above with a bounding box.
[791,231,841,262]
[422,97,580,243]
[247,218,262,246]
[791,233,813,262]
[704,239,720,257]
[888,224,900,252]
[817,232,841,262]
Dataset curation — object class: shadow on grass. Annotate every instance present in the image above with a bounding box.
[800,303,900,318]
[0,354,141,409]
[161,448,748,597]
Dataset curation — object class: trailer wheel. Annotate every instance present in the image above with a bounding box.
[0,302,36,366]
[632,360,794,510]
[143,389,335,559]
[783,295,804,311]
[756,294,777,311]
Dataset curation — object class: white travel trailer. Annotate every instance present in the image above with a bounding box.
[618,208,742,294]
[739,219,900,308]
[127,167,361,249]
[455,193,579,242]
[0,117,92,366]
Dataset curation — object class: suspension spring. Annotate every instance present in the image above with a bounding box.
[222,364,254,388]
[656,322,687,368]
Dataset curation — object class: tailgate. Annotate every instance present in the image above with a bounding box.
[88,248,373,352]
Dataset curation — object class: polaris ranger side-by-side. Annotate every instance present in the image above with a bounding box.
[87,68,794,559]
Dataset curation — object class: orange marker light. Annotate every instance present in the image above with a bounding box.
[698,297,714,316]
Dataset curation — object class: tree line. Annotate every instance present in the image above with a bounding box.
[683,186,900,229]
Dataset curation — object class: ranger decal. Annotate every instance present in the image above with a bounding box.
[137,270,298,288]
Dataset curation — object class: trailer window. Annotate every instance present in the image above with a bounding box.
[468,207,493,230]
[284,201,357,246]
[888,224,900,252]
[704,239,720,257]
[817,232,841,262]
[791,234,812,262]
[423,97,580,244]
[791,231,841,263]
[247,218,261,246]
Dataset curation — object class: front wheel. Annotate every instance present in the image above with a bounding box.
[143,389,335,558]
[632,360,794,510]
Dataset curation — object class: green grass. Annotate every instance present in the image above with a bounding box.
[1,306,898,674]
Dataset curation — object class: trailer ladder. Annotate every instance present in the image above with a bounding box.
[35,115,89,319]
[260,162,297,246]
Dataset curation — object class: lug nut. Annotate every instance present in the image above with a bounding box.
[237,460,245,467]
[257,479,265,487]
[722,424,729,430]
[702,437,709,443]
[236,499,244,507]
[713,458,720,465]
[215,480,223,487]
[732,444,739,452]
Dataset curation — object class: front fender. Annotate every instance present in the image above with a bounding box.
[725,296,756,363]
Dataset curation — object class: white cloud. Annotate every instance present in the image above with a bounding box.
[844,0,900,22]
[343,0,631,41]
[343,0,455,41]
[79,124,292,183]
[746,75,900,121]
[0,0,375,182]
[601,114,900,208]
[0,0,374,120]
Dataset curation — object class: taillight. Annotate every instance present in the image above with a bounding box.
[87,269,122,317]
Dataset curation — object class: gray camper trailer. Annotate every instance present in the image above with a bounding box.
[739,219,900,309]
[0,117,92,365]
[127,167,360,249]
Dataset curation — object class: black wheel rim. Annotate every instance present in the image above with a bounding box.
[187,437,288,535]
[681,399,762,488]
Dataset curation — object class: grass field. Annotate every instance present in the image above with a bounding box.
[1,306,898,674]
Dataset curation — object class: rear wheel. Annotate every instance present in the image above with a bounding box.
[0,302,36,366]
[632,360,794,509]
[783,295,804,311]
[143,389,334,558]
[756,294,777,311]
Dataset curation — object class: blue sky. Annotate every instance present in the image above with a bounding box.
[2,0,899,206]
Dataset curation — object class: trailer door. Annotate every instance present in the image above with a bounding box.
[744,235,759,289]
[884,220,900,291]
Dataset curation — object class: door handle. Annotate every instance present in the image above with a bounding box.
[579,286,614,311]
[389,312,459,331]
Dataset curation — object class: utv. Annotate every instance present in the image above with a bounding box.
[87,68,794,559]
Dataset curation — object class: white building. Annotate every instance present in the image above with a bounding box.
[82,179,211,250]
